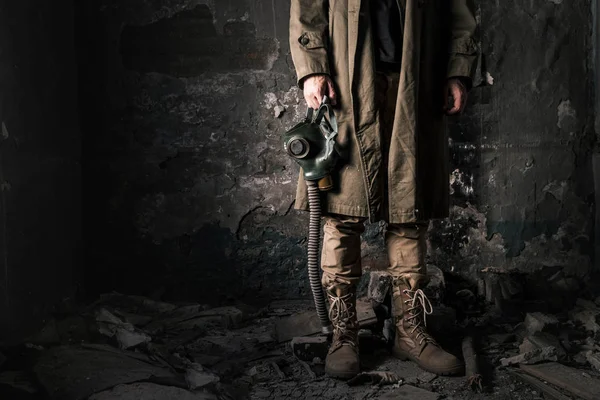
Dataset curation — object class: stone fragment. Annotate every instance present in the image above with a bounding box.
[185,363,220,390]
[88,382,216,400]
[367,271,392,305]
[524,312,559,334]
[569,307,600,336]
[95,308,151,349]
[499,346,558,367]
[378,384,440,399]
[418,371,438,383]
[424,264,445,304]
[585,351,600,372]
[290,336,329,362]
[520,332,566,359]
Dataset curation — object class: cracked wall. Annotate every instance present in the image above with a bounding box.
[79,1,596,306]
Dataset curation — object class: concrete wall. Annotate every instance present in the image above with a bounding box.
[0,1,82,343]
[79,1,596,307]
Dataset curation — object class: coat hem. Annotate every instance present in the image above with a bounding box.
[294,199,446,224]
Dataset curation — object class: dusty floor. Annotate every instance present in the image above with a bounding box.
[1,268,600,399]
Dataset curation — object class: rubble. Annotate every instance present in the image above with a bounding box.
[520,362,600,400]
[523,312,559,334]
[290,336,329,361]
[379,384,440,399]
[519,332,566,359]
[95,308,152,349]
[367,271,392,306]
[3,288,600,400]
[585,351,600,372]
[184,364,220,390]
[88,382,217,400]
[499,346,558,366]
[424,264,446,304]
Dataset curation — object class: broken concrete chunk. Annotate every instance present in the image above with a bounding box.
[378,384,440,399]
[367,271,392,305]
[185,363,220,390]
[499,346,558,367]
[418,371,438,383]
[88,382,217,400]
[520,332,566,359]
[524,312,559,334]
[585,351,600,372]
[290,336,329,362]
[424,264,445,304]
[95,308,151,349]
[569,308,600,335]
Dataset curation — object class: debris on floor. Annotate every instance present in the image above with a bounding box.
[2,269,600,399]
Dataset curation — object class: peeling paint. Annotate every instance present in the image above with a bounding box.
[1,122,8,140]
[557,99,576,129]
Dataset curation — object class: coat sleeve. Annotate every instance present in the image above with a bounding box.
[289,0,330,89]
[446,0,478,88]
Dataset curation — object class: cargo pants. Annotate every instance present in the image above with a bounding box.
[321,70,430,288]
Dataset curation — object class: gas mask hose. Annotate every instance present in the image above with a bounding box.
[306,179,333,334]
[282,96,338,335]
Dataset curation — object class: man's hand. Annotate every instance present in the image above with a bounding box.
[444,78,468,115]
[302,74,337,109]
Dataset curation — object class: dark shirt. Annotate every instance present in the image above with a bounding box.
[370,0,404,70]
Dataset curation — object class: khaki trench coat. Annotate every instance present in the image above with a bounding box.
[289,0,478,224]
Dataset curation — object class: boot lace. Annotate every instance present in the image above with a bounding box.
[327,292,356,346]
[403,288,437,346]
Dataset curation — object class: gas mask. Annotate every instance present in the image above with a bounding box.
[282,97,339,190]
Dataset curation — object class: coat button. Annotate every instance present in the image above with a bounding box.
[299,35,310,46]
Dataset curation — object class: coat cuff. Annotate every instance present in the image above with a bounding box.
[446,37,478,85]
[293,31,330,89]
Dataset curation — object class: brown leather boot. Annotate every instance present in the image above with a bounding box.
[391,276,464,375]
[324,283,360,379]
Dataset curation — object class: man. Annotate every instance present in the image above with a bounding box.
[289,0,478,379]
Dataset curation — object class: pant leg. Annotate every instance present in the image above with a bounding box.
[385,222,430,286]
[321,213,368,288]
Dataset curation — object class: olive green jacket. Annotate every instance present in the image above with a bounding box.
[289,0,478,223]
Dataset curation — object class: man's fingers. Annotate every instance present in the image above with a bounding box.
[446,85,462,115]
[327,80,338,105]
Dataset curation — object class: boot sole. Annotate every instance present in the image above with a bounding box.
[392,348,464,376]
[324,365,360,380]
